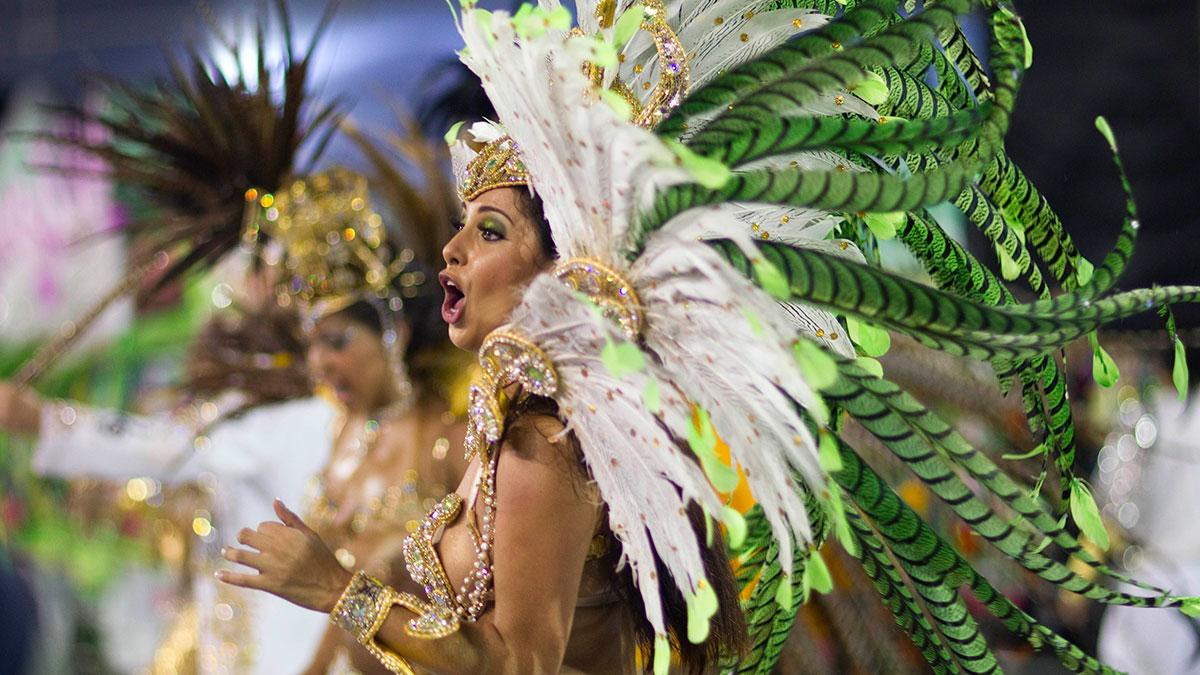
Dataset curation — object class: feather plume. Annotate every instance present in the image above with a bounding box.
[42,0,345,286]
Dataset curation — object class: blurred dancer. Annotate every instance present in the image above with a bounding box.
[0,3,346,670]
[0,299,335,673]
[244,168,468,675]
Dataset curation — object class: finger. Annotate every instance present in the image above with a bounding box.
[221,545,264,570]
[237,527,267,550]
[274,499,315,535]
[215,569,269,591]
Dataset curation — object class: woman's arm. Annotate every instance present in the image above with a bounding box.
[220,415,601,674]
[0,381,202,482]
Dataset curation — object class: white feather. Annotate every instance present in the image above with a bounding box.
[506,275,721,633]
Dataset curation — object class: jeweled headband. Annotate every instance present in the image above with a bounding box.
[456,135,530,202]
[247,167,422,315]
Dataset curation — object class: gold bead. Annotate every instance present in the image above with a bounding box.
[740,33,749,42]
[835,95,845,105]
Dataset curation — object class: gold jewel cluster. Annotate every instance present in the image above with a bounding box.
[633,0,691,129]
[460,260,640,462]
[330,571,420,674]
[402,441,499,636]
[554,258,643,339]
[247,168,421,311]
[463,331,559,462]
[457,136,530,202]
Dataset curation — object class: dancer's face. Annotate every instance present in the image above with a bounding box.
[440,187,552,353]
[306,313,394,413]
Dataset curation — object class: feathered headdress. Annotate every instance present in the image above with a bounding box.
[432,1,1200,673]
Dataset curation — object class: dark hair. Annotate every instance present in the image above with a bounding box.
[416,59,497,139]
[185,304,311,404]
[514,190,557,260]
[509,396,748,672]
[612,502,748,673]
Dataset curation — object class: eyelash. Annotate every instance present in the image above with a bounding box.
[478,222,503,241]
[451,218,504,241]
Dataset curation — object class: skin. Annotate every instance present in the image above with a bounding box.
[441,187,551,354]
[307,312,406,414]
[220,187,636,673]
[0,383,41,437]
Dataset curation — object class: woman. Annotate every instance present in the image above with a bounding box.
[222,181,746,673]
[256,168,471,674]
[221,3,1200,674]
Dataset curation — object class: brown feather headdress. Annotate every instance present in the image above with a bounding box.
[47,0,345,287]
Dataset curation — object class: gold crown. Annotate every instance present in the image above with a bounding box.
[248,168,422,315]
[457,136,530,202]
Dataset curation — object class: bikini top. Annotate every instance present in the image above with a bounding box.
[400,440,616,639]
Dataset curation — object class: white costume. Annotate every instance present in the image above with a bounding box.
[34,395,336,674]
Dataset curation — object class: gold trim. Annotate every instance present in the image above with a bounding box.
[554,257,643,339]
[457,136,530,202]
[329,571,420,674]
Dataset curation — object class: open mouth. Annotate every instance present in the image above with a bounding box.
[440,272,466,325]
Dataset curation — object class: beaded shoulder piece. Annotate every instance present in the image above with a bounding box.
[399,329,559,638]
[463,331,559,462]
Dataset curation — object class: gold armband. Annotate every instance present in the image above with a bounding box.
[330,571,421,675]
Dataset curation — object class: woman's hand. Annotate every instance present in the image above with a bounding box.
[0,381,43,437]
[218,499,353,613]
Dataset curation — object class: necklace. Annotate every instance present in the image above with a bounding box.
[308,398,412,533]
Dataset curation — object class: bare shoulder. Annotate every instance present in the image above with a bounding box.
[492,410,595,509]
[503,409,564,454]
